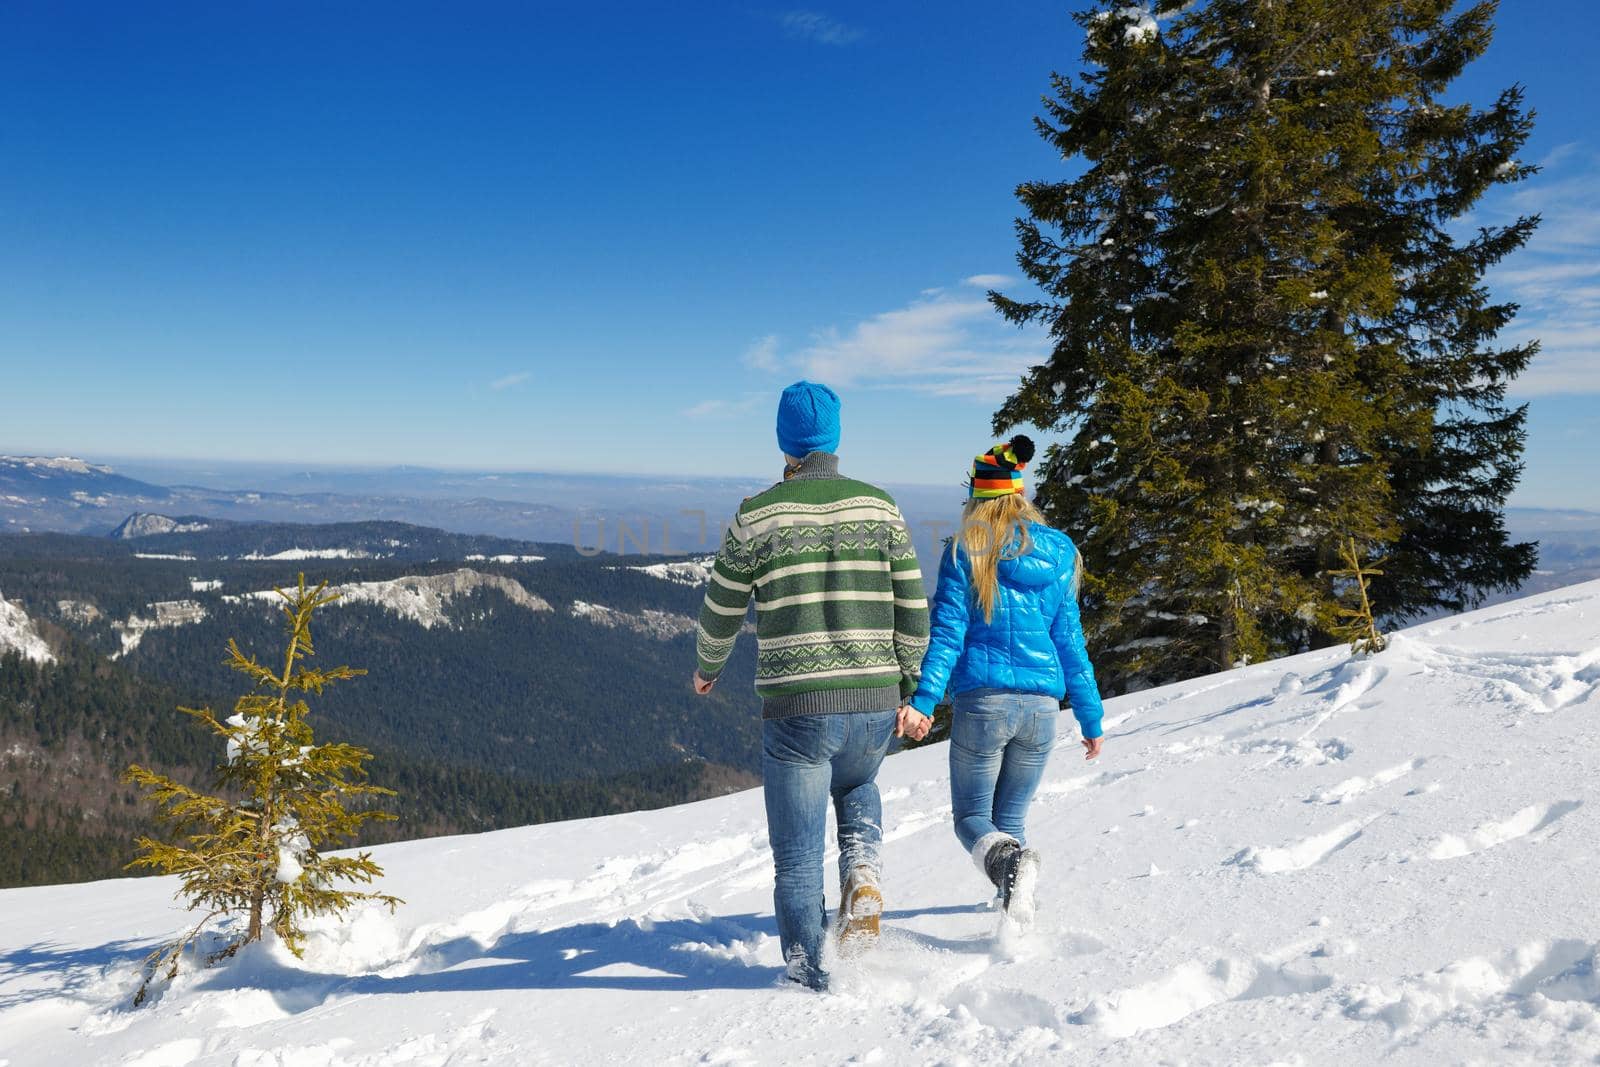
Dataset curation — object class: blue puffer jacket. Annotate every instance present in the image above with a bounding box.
[909,523,1105,739]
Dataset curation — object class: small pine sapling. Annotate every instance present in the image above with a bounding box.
[124,574,400,1005]
[1329,536,1388,656]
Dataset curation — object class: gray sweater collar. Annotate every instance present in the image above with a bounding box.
[788,451,841,481]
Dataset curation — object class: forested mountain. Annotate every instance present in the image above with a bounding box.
[0,518,758,888]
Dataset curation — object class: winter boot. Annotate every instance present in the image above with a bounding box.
[783,944,830,992]
[836,864,883,957]
[978,836,1041,923]
[981,837,1022,906]
[1007,848,1042,926]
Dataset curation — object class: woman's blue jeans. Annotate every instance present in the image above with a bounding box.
[949,688,1060,854]
[762,709,896,980]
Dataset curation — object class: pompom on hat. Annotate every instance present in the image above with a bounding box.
[969,435,1035,499]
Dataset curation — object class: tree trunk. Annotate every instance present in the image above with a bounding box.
[1316,436,1342,572]
[249,764,275,944]
[1218,596,1236,671]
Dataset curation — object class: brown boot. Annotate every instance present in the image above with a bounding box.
[836,865,883,957]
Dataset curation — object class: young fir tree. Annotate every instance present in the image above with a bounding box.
[1329,535,1389,655]
[125,575,399,1005]
[993,0,1537,691]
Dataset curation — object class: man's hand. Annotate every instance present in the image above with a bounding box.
[1082,735,1104,760]
[896,705,932,741]
[692,671,716,696]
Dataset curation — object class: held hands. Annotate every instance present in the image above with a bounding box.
[1082,735,1104,760]
[895,705,931,742]
[692,671,716,695]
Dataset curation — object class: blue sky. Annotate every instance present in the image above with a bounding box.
[1,1,1595,505]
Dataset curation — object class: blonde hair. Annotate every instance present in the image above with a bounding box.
[954,494,1048,623]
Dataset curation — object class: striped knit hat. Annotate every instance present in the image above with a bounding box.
[969,436,1035,499]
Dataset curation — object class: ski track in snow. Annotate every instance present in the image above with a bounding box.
[4,583,1600,1065]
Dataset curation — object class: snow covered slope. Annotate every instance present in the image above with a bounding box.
[0,592,54,664]
[2,583,1598,1066]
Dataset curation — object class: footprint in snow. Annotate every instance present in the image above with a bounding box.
[1305,757,1427,805]
[1070,954,1332,1039]
[1405,642,1600,714]
[1426,800,1582,860]
[1228,812,1382,873]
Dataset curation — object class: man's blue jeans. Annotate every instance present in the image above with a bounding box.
[762,709,896,982]
[949,688,1060,854]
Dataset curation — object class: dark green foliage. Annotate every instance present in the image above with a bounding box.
[0,664,742,889]
[995,0,1537,691]
[120,589,760,785]
[0,816,121,885]
[0,545,762,786]
[0,535,763,890]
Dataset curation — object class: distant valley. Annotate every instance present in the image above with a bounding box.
[0,506,759,889]
[1,453,967,563]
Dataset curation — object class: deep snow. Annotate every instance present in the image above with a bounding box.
[2,582,1598,1066]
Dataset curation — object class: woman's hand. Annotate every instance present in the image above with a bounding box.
[692,671,716,695]
[896,705,931,741]
[1082,736,1104,760]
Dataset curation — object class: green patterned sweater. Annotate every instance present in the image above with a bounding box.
[695,452,930,719]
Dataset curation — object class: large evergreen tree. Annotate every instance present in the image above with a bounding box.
[994,0,1537,691]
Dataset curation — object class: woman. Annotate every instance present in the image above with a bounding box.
[903,436,1105,924]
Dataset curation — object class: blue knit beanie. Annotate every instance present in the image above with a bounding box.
[776,381,841,458]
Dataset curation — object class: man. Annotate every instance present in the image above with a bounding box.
[691,380,929,992]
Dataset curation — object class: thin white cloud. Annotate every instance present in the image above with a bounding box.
[683,393,767,419]
[741,334,780,372]
[1537,141,1582,170]
[780,10,864,46]
[1492,261,1600,288]
[1484,147,1600,395]
[1501,322,1600,396]
[962,273,1012,288]
[489,371,531,391]
[748,278,1045,401]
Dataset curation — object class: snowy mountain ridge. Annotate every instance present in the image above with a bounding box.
[570,599,698,640]
[110,514,216,539]
[623,557,716,586]
[0,456,115,476]
[7,564,694,663]
[219,569,556,630]
[1,582,1598,1065]
[0,591,55,664]
[111,599,209,657]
